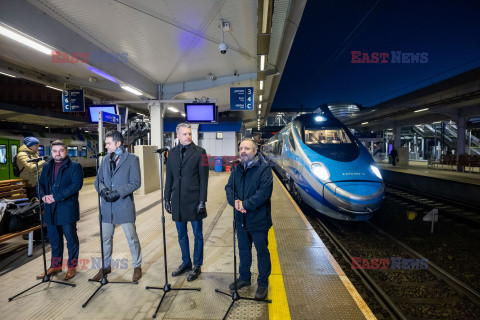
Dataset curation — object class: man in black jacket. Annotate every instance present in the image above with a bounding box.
[164,123,209,282]
[37,140,83,280]
[225,138,273,300]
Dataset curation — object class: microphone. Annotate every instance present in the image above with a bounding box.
[154,147,170,154]
[27,155,49,163]
[89,152,106,158]
[229,159,240,165]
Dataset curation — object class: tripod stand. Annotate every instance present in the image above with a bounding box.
[9,156,75,302]
[215,161,271,320]
[82,153,134,308]
[146,147,200,319]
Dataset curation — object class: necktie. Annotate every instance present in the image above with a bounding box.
[181,147,187,162]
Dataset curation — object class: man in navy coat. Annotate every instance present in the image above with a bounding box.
[225,138,273,300]
[37,140,83,280]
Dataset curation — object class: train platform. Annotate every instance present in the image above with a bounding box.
[0,172,375,320]
[377,161,480,207]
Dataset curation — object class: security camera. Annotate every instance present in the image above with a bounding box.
[219,42,228,54]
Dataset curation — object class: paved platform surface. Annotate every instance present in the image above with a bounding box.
[0,172,374,319]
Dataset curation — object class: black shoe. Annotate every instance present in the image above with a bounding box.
[171,263,192,277]
[229,279,251,291]
[187,266,201,282]
[255,286,268,300]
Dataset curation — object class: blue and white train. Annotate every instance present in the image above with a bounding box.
[263,109,384,221]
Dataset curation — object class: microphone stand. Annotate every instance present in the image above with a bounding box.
[146,148,200,319]
[215,160,271,320]
[82,152,133,308]
[9,158,75,302]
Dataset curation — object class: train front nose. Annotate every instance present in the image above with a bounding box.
[323,181,384,215]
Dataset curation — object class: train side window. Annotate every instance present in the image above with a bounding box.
[289,130,296,151]
[82,146,87,157]
[68,146,78,157]
[38,145,45,156]
[11,144,18,163]
[0,145,6,164]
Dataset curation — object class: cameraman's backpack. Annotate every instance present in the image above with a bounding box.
[12,152,30,177]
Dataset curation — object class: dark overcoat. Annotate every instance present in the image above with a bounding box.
[225,155,273,232]
[38,157,84,226]
[164,143,209,222]
[94,151,141,224]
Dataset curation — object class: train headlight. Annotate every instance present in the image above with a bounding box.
[311,162,330,181]
[370,165,382,180]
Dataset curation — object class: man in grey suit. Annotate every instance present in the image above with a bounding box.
[164,123,209,282]
[93,130,143,283]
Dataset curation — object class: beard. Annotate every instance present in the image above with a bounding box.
[54,156,66,163]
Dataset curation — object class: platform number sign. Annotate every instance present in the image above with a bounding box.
[62,90,85,112]
[230,87,254,111]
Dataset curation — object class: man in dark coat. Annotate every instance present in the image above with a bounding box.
[93,130,143,283]
[225,138,273,300]
[164,123,209,282]
[390,147,398,166]
[37,140,83,280]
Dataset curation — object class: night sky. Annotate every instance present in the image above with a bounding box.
[271,0,480,110]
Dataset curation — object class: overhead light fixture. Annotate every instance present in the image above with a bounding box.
[46,85,65,92]
[259,80,264,90]
[260,55,266,71]
[314,116,326,122]
[259,95,263,102]
[414,108,429,113]
[89,66,118,84]
[0,71,16,78]
[258,110,261,115]
[0,25,52,55]
[168,107,179,113]
[120,85,142,95]
[361,122,368,125]
[181,113,186,117]
[259,104,262,109]
[262,0,269,33]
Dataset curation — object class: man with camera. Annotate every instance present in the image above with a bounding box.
[164,123,209,282]
[225,138,273,300]
[93,130,143,283]
[37,140,83,280]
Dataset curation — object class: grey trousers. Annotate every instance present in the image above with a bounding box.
[101,222,142,268]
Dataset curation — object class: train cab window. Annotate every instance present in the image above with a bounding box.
[289,130,296,151]
[68,146,78,157]
[0,145,6,164]
[38,145,45,156]
[305,128,352,145]
[81,146,87,157]
[11,144,17,163]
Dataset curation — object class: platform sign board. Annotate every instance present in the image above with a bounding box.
[230,87,254,111]
[101,111,120,124]
[69,90,85,112]
[62,90,85,112]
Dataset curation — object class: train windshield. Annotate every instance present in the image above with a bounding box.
[305,128,352,145]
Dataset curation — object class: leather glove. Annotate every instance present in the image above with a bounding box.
[197,201,207,215]
[164,199,172,214]
[104,190,120,202]
[100,188,109,197]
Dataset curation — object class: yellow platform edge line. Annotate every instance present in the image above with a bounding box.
[268,227,292,320]
[273,174,377,320]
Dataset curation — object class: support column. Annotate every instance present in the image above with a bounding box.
[456,110,466,172]
[191,124,199,145]
[149,102,162,149]
[394,125,402,148]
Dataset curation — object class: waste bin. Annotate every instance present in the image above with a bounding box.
[215,156,223,172]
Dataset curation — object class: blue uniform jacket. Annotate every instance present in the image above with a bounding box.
[38,157,84,226]
[225,154,273,232]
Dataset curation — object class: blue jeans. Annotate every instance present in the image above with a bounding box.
[237,227,271,287]
[47,222,79,268]
[175,220,204,267]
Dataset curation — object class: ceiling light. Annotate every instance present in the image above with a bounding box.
[259,80,264,90]
[259,95,263,102]
[0,71,16,78]
[361,122,368,125]
[262,0,269,33]
[258,110,261,115]
[89,66,118,84]
[260,55,266,71]
[259,104,262,109]
[0,25,52,55]
[120,85,142,95]
[168,107,179,113]
[181,113,186,117]
[46,85,65,92]
[414,108,429,113]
